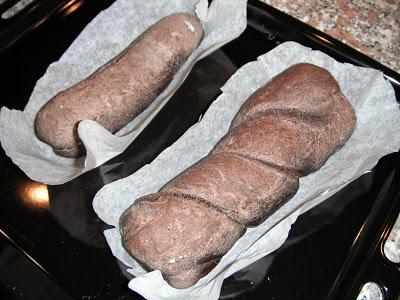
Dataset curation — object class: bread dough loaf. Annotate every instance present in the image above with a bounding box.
[35,13,203,157]
[120,63,357,288]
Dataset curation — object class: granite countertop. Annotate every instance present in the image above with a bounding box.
[261,0,400,73]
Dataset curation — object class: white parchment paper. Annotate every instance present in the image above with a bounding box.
[93,41,400,300]
[0,0,247,185]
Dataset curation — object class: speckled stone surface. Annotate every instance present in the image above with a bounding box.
[261,0,400,73]
[356,282,384,300]
[384,213,400,263]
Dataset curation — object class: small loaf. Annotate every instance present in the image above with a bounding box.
[120,63,357,288]
[34,13,203,157]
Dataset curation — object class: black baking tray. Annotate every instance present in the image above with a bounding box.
[0,0,399,299]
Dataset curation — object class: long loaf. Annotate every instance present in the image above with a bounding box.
[120,63,357,288]
[35,13,203,158]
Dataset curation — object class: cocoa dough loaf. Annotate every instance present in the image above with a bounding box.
[120,63,357,288]
[35,13,203,157]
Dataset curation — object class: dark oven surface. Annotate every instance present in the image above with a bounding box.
[0,0,399,299]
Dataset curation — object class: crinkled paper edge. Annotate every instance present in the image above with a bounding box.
[0,0,248,185]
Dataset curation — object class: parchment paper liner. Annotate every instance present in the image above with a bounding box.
[93,41,400,300]
[0,0,247,184]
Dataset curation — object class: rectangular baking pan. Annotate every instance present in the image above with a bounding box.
[0,0,399,299]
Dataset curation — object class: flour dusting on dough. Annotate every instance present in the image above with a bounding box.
[184,19,196,33]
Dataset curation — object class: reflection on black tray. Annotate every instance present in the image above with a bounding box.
[0,0,399,299]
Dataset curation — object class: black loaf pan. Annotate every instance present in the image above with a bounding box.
[0,0,399,299]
